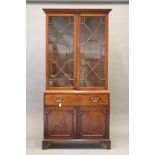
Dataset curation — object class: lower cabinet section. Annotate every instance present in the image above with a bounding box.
[44,105,109,139]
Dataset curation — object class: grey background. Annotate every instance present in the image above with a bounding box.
[26,2,128,155]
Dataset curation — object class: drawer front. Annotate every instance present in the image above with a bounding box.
[45,94,78,106]
[78,94,109,105]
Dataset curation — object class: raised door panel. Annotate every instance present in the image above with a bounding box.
[44,106,75,138]
[78,106,109,138]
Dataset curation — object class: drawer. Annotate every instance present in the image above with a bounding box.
[78,94,109,105]
[45,94,78,106]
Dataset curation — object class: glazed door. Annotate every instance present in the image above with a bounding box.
[79,15,107,89]
[47,15,75,88]
[78,106,109,138]
[46,14,108,90]
[44,106,76,138]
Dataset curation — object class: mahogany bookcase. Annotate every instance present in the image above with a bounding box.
[42,9,112,149]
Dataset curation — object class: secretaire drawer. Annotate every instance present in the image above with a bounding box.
[45,94,78,105]
[78,94,109,105]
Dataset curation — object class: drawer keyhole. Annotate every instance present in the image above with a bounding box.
[59,103,62,107]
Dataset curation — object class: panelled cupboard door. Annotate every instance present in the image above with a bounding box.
[78,106,109,138]
[44,106,76,138]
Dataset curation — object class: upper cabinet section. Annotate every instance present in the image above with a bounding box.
[43,9,111,90]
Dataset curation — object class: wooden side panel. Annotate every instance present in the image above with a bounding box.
[78,106,109,138]
[44,106,76,139]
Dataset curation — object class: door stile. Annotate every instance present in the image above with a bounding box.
[74,14,80,90]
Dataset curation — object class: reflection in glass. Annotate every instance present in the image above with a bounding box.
[48,16,74,87]
[80,16,106,87]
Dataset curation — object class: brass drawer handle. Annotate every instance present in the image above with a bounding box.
[90,96,100,103]
[53,97,63,103]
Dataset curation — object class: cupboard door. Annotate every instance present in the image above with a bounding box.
[44,106,75,138]
[48,16,74,87]
[80,16,106,87]
[78,106,109,138]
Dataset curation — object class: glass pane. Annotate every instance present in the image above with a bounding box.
[80,16,106,87]
[48,16,74,87]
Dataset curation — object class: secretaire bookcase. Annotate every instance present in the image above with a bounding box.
[42,9,112,149]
